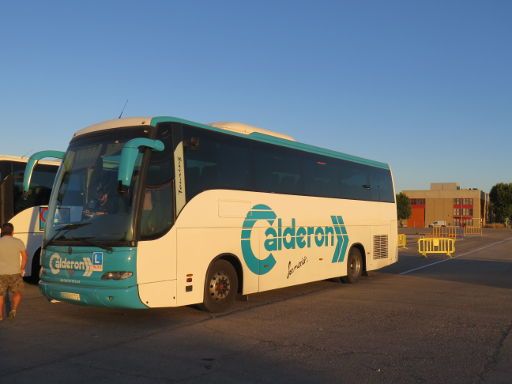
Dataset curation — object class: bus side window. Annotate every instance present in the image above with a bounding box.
[0,161,8,182]
[339,162,370,201]
[302,155,338,198]
[251,145,302,195]
[183,127,250,198]
[370,168,394,202]
[140,185,173,237]
[201,166,218,187]
[139,127,174,240]
[12,162,58,214]
[186,166,200,198]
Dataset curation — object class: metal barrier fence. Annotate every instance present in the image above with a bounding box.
[398,234,407,248]
[418,237,456,257]
[464,226,482,236]
[431,226,463,239]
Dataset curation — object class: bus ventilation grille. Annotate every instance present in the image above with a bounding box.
[373,235,389,259]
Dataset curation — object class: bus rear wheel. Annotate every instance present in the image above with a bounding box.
[202,259,238,313]
[341,247,363,284]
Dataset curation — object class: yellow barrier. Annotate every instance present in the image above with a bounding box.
[398,234,407,248]
[464,226,482,236]
[431,226,441,237]
[418,237,456,257]
[431,226,459,238]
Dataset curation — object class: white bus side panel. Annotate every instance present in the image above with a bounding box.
[10,207,45,277]
[170,190,397,306]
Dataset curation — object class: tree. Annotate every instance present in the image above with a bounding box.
[396,192,411,224]
[489,183,512,224]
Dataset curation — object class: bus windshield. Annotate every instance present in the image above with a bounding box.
[45,127,149,245]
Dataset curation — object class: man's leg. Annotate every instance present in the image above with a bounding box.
[11,292,22,311]
[8,292,21,318]
[8,275,24,319]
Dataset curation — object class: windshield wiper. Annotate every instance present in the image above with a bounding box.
[68,237,114,252]
[43,222,91,248]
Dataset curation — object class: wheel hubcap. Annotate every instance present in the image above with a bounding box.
[209,272,231,301]
[350,256,361,275]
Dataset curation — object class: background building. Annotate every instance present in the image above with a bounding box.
[402,183,489,228]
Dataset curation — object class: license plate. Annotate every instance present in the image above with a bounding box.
[61,292,80,301]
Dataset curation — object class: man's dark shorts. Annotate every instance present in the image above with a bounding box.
[0,274,24,295]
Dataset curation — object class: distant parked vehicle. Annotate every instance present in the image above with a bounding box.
[428,220,447,228]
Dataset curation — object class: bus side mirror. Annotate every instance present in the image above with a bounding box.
[118,138,164,188]
[23,150,65,196]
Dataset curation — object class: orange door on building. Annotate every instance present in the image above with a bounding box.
[408,205,425,228]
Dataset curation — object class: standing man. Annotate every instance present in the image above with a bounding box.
[0,223,27,320]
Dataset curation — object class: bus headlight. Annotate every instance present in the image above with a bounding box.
[101,272,133,280]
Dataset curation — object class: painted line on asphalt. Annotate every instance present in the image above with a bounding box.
[400,236,512,275]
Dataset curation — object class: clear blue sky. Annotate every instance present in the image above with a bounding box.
[1,1,510,193]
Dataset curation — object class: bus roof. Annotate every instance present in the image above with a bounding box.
[0,154,61,166]
[74,116,390,170]
[209,122,296,141]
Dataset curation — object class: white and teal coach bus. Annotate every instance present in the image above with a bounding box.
[23,116,397,312]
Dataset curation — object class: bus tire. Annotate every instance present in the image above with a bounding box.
[341,247,363,284]
[202,259,238,313]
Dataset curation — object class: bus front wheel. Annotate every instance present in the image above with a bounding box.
[341,247,363,284]
[202,259,238,313]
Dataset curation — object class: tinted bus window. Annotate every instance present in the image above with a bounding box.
[182,126,393,203]
[0,161,10,181]
[370,168,394,202]
[140,126,174,240]
[184,127,250,200]
[13,162,57,214]
[338,161,371,201]
[251,143,303,195]
[303,155,339,198]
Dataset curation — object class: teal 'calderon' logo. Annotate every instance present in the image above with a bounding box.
[241,204,349,275]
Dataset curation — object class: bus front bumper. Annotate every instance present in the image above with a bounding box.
[39,280,148,309]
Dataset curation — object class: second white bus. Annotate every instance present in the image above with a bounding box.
[1,154,60,282]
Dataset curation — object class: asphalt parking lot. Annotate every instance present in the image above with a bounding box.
[1,229,511,383]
